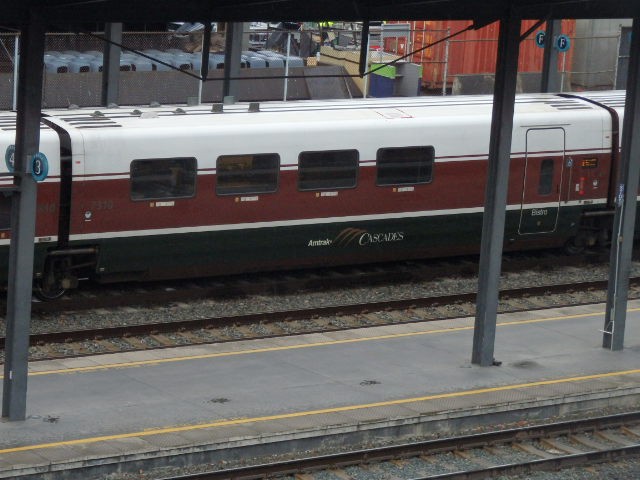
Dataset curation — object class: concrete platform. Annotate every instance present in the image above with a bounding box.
[1,300,639,479]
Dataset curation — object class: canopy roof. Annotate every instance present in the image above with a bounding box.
[1,0,639,25]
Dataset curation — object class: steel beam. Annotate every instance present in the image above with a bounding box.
[223,22,244,100]
[472,15,521,366]
[603,17,640,351]
[540,19,561,92]
[200,22,212,82]
[2,9,45,421]
[101,23,122,107]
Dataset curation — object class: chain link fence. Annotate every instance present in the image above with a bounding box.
[0,34,18,109]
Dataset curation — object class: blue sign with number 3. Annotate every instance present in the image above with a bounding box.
[31,152,49,182]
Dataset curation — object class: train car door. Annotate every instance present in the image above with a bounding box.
[65,132,87,238]
[518,128,565,235]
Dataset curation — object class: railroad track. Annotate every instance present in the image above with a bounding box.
[156,412,640,480]
[20,250,597,314]
[1,278,638,360]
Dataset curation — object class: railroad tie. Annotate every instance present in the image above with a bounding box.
[513,442,556,459]
[540,437,584,455]
[454,449,495,468]
[568,434,609,450]
[595,430,635,446]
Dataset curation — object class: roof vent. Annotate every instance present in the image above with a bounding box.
[174,108,187,115]
[140,111,159,119]
[131,109,142,116]
[249,102,260,112]
[211,103,223,113]
[91,111,104,117]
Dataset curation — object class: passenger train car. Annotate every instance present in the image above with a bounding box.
[0,91,627,298]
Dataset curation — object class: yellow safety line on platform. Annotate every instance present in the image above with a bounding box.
[1,306,635,380]
[1,367,640,455]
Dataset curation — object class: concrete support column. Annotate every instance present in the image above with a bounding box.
[472,14,521,366]
[603,17,640,351]
[2,9,45,421]
[540,19,561,92]
[223,22,243,100]
[101,22,122,107]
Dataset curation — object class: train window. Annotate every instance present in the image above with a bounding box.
[216,153,280,195]
[298,150,359,191]
[130,157,197,201]
[538,159,554,196]
[0,192,10,230]
[376,146,434,186]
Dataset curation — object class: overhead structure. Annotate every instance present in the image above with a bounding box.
[3,0,640,420]
[101,23,123,107]
[472,12,521,366]
[223,22,244,101]
[2,0,640,23]
[603,17,640,351]
[540,19,562,92]
[1,6,45,421]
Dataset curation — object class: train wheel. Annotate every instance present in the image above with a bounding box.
[34,279,66,301]
[564,237,585,255]
[34,257,68,301]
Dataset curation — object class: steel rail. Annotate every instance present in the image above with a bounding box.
[0,278,633,351]
[410,446,640,479]
[155,411,640,480]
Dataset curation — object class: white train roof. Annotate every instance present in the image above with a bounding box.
[571,90,626,110]
[40,92,605,131]
[0,91,623,180]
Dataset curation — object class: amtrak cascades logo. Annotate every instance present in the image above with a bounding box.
[307,228,405,248]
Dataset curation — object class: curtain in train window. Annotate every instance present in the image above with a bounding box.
[376,146,434,186]
[216,153,280,195]
[538,159,554,195]
[298,150,358,191]
[130,157,197,201]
